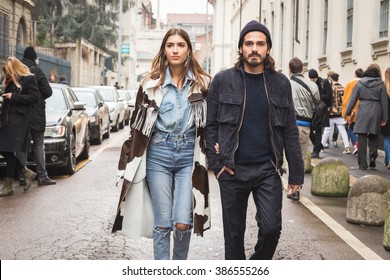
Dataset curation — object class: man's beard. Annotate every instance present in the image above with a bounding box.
[243,53,265,67]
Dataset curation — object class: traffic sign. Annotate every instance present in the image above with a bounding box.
[121,44,130,55]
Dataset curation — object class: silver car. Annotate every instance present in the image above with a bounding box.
[90,86,125,132]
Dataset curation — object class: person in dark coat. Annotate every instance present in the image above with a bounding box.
[308,69,333,158]
[346,63,388,170]
[381,67,390,168]
[0,57,40,196]
[205,20,304,260]
[16,46,56,186]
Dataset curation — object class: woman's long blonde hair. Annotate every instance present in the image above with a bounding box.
[2,57,32,88]
[143,28,211,92]
[385,67,390,97]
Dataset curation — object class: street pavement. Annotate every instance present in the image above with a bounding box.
[1,129,389,260]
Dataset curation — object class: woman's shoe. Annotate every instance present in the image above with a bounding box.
[0,178,14,197]
[21,167,36,192]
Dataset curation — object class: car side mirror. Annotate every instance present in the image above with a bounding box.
[73,101,86,110]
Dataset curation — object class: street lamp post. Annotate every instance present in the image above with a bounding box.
[118,0,123,85]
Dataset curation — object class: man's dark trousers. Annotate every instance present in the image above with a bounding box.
[218,161,283,260]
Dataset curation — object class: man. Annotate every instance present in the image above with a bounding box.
[308,69,333,158]
[18,46,56,186]
[288,58,320,199]
[342,68,364,155]
[59,75,68,85]
[205,20,304,260]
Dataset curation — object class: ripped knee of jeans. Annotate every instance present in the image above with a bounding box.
[173,223,192,240]
[154,226,171,237]
[175,223,191,231]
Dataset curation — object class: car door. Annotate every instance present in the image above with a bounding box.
[65,88,88,157]
[96,91,110,132]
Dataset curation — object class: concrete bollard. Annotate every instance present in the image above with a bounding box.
[346,175,390,226]
[311,157,350,197]
[384,206,390,251]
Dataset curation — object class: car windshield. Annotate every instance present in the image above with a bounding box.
[98,89,115,102]
[118,91,129,100]
[46,88,67,110]
[74,90,97,107]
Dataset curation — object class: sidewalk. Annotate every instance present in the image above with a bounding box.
[312,143,390,185]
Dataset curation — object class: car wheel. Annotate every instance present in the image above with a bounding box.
[80,126,90,160]
[103,121,110,139]
[112,116,119,132]
[94,124,103,145]
[62,132,76,175]
[119,118,124,129]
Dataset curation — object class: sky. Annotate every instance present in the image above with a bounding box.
[149,0,214,22]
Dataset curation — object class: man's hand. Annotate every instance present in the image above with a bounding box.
[2,93,12,100]
[287,184,302,195]
[216,166,235,179]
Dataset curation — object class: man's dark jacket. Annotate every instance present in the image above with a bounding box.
[21,58,52,132]
[205,66,304,185]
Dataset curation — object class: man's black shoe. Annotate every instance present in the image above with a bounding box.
[38,177,56,186]
[311,152,319,158]
[369,158,376,169]
[287,190,300,201]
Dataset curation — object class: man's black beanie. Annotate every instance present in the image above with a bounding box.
[238,20,272,49]
[23,46,37,60]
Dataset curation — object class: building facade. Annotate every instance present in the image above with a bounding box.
[0,0,34,63]
[210,0,390,85]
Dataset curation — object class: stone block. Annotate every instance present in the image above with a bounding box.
[346,175,390,226]
[384,206,390,251]
[311,157,350,197]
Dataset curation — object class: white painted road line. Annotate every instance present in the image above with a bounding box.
[299,194,383,260]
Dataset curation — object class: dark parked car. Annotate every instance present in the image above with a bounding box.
[72,87,110,144]
[44,83,90,175]
[117,89,134,125]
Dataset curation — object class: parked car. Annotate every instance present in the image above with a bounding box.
[72,87,110,144]
[44,83,90,175]
[90,86,125,132]
[117,89,134,125]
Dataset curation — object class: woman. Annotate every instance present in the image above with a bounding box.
[0,57,40,196]
[321,73,351,154]
[381,67,390,168]
[346,64,388,170]
[112,28,211,260]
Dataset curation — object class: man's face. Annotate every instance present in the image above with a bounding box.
[239,31,270,72]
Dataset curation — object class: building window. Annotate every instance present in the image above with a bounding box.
[380,0,389,37]
[347,0,354,47]
[323,0,328,54]
[0,12,10,60]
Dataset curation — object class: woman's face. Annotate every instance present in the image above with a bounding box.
[164,34,189,67]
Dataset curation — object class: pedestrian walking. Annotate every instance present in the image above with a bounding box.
[346,64,388,170]
[205,20,304,260]
[112,28,211,260]
[0,57,40,196]
[342,68,364,155]
[308,69,333,158]
[381,67,390,168]
[288,57,320,193]
[321,73,351,154]
[16,46,56,186]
